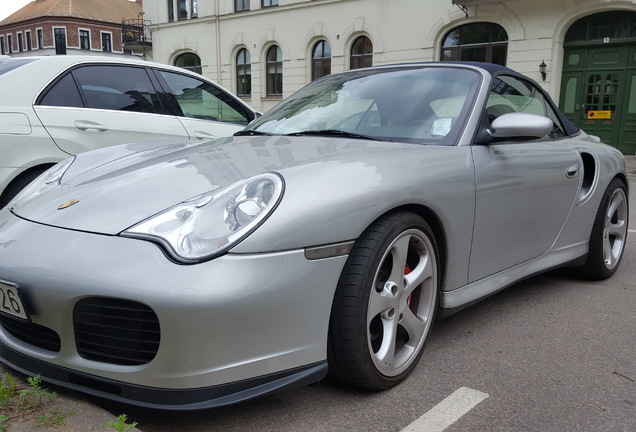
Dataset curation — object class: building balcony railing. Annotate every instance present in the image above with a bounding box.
[122,19,152,53]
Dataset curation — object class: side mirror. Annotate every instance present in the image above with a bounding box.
[488,113,553,140]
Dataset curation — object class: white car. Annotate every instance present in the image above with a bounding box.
[0,55,257,207]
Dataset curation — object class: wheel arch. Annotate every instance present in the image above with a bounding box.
[369,203,448,286]
[0,163,55,207]
[614,173,629,193]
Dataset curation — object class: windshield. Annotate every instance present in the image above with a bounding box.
[0,58,38,77]
[245,66,481,145]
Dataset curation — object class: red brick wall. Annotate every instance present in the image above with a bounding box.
[1,17,128,53]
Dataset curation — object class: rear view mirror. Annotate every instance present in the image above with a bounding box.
[488,113,553,140]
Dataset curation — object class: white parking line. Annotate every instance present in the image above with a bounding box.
[400,387,489,432]
[629,229,636,233]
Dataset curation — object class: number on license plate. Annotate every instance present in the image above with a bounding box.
[0,281,29,321]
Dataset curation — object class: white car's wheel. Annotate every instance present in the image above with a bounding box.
[0,166,50,209]
[579,178,629,280]
[328,212,439,389]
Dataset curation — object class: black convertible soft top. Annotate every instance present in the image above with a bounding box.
[457,61,581,137]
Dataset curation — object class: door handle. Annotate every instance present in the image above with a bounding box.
[566,164,579,178]
[74,120,109,132]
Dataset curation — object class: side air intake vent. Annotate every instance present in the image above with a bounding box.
[577,152,597,204]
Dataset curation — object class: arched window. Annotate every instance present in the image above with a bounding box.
[566,11,636,42]
[236,48,251,97]
[350,36,372,70]
[266,45,283,97]
[312,40,331,81]
[441,22,508,66]
[174,52,202,74]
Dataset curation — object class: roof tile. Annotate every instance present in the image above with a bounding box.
[1,0,142,25]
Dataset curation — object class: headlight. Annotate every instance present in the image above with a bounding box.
[123,172,284,263]
[11,157,75,206]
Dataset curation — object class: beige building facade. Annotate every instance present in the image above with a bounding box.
[144,0,636,153]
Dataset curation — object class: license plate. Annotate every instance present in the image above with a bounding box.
[0,280,29,321]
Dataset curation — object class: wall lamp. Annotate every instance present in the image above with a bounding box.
[539,60,547,81]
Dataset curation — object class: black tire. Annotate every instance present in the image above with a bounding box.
[577,178,629,280]
[328,211,439,390]
[0,167,50,209]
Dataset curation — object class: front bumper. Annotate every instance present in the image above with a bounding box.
[0,209,347,408]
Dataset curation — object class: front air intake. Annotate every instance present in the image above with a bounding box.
[0,317,61,352]
[73,297,160,366]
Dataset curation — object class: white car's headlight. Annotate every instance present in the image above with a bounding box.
[123,172,284,263]
[11,157,75,206]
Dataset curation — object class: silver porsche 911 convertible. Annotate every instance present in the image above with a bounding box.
[0,62,629,409]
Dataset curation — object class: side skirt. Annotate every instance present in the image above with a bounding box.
[438,243,588,318]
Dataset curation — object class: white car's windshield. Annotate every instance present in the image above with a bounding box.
[243,66,481,145]
[0,58,38,76]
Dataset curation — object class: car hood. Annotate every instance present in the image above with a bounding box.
[10,136,429,235]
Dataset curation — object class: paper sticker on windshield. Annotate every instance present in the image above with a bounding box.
[432,118,452,136]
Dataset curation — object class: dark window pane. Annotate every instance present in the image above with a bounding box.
[73,66,162,114]
[236,48,251,96]
[174,52,202,74]
[566,11,636,42]
[460,23,491,45]
[312,40,331,81]
[80,30,90,50]
[491,45,507,66]
[168,0,174,21]
[101,33,111,52]
[350,36,372,70]
[441,48,457,61]
[39,74,84,107]
[443,29,460,47]
[266,46,283,96]
[492,26,508,42]
[54,28,66,55]
[178,0,188,19]
[235,0,250,11]
[460,47,487,62]
[441,23,507,65]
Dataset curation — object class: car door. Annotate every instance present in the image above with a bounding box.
[155,69,254,140]
[469,75,582,282]
[33,64,189,156]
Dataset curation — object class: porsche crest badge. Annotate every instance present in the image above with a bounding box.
[57,199,79,210]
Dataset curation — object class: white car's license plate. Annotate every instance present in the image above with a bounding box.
[0,281,29,321]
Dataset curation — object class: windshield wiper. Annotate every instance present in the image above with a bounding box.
[234,130,273,136]
[285,129,381,141]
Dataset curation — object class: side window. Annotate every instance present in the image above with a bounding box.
[487,75,566,138]
[72,66,163,114]
[159,70,251,125]
[38,73,84,107]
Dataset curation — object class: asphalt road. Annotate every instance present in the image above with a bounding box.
[94,174,636,432]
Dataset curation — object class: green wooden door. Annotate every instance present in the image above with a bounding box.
[617,48,636,155]
[560,45,636,154]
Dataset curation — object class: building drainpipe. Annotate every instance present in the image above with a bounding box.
[215,0,222,83]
